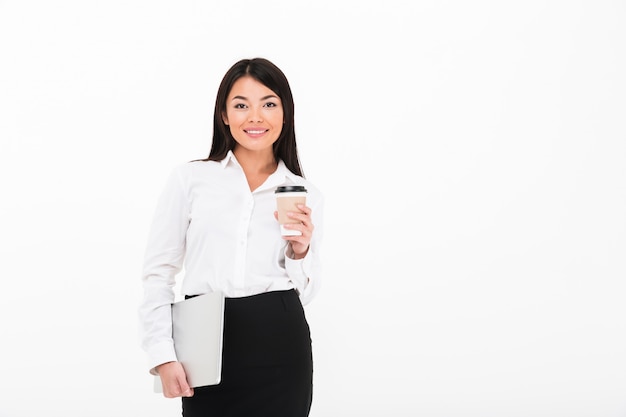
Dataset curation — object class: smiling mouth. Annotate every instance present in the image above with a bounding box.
[244,129,268,135]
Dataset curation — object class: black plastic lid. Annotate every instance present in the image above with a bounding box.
[275,185,307,193]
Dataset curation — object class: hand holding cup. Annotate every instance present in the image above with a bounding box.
[274,185,314,258]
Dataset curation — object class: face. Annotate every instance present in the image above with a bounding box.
[222,76,284,156]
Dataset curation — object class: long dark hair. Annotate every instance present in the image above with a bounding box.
[198,58,304,178]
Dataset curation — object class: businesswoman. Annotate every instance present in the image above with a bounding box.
[138,57,324,416]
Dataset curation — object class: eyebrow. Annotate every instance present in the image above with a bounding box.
[231,94,278,101]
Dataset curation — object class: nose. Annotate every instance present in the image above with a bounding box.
[249,106,263,123]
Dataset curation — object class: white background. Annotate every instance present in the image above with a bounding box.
[1,1,625,416]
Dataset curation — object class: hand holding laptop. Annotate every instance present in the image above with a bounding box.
[156,361,194,398]
[153,291,225,395]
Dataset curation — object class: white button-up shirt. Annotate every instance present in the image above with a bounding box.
[138,151,324,372]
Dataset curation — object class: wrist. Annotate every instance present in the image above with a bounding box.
[288,243,308,260]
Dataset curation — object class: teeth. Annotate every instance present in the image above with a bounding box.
[246,130,266,134]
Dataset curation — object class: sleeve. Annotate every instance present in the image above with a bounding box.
[137,166,190,374]
[285,189,324,305]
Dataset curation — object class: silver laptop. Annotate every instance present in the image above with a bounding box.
[154,291,225,393]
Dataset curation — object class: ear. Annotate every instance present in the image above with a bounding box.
[222,112,229,125]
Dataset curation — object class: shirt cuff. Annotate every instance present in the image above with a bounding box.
[147,340,178,375]
[285,249,317,303]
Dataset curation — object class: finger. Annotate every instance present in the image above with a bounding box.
[283,232,312,251]
[295,205,313,223]
[177,374,193,397]
[165,383,188,398]
[296,204,311,215]
[287,211,312,227]
[164,381,181,398]
[283,222,309,237]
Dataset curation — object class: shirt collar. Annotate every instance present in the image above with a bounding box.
[259,161,298,193]
[273,159,299,182]
[221,151,296,178]
[219,150,237,169]
[219,151,300,191]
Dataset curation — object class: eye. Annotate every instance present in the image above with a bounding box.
[234,103,247,109]
[264,102,278,108]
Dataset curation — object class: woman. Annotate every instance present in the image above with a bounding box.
[138,57,323,416]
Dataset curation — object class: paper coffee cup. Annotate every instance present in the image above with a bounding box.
[275,185,307,236]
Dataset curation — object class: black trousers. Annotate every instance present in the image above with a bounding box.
[182,289,313,417]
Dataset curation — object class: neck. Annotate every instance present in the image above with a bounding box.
[233,148,277,174]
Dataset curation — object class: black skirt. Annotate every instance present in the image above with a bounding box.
[181,289,313,417]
